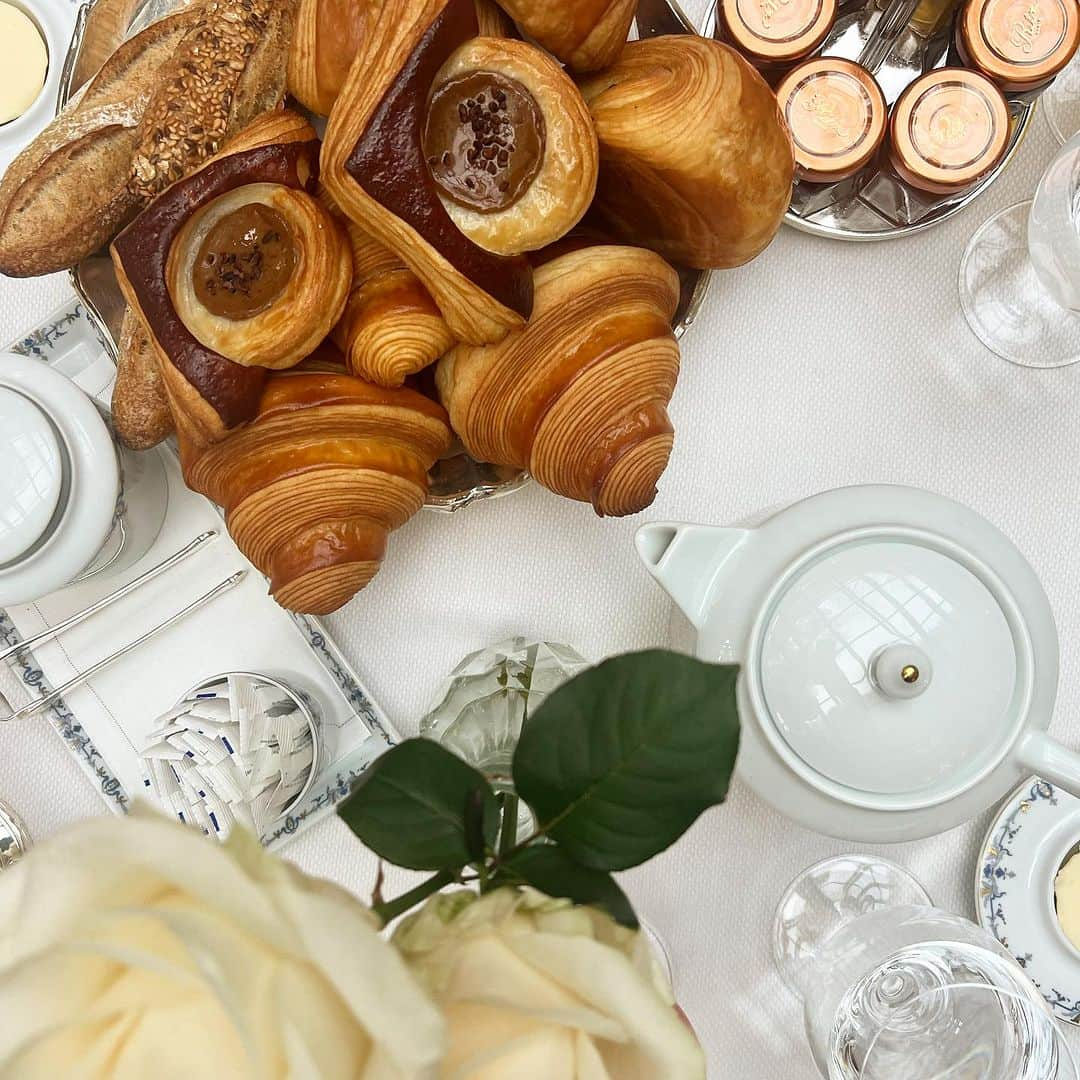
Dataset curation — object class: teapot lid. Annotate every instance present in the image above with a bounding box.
[746,493,1043,811]
[0,388,65,564]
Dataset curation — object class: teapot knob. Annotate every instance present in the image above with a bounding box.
[872,644,933,700]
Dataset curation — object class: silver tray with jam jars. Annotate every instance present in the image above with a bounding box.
[59,0,713,513]
[704,0,1038,240]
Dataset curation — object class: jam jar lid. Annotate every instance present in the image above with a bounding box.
[889,68,1011,194]
[775,58,888,182]
[0,353,119,606]
[720,0,838,63]
[960,0,1080,91]
[754,530,1027,810]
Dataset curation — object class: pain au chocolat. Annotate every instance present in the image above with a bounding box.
[437,244,681,517]
[578,37,795,270]
[288,0,372,116]
[180,352,453,614]
[322,0,597,345]
[111,111,344,446]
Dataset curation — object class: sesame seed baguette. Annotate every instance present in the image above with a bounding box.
[0,8,202,277]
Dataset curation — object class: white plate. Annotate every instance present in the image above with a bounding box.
[976,776,1080,1023]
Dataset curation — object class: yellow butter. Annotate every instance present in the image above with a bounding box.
[1055,850,1080,950]
[0,3,48,126]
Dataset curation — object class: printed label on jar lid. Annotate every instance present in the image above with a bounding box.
[0,2,48,126]
[723,0,837,60]
[980,0,1072,67]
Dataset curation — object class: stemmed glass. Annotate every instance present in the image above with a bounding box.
[959,132,1080,367]
[1045,54,1080,146]
[774,855,1075,1078]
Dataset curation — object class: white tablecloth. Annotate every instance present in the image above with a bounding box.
[1,9,1078,1071]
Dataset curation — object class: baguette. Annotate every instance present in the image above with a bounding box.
[0,9,199,277]
[113,308,175,451]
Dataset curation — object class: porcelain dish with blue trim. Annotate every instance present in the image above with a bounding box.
[977,776,1080,1024]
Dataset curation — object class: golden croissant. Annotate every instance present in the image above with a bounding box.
[333,219,457,387]
[180,361,453,614]
[495,0,637,71]
[437,244,681,517]
[578,37,795,270]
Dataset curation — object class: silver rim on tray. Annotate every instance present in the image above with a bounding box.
[60,0,713,513]
[702,0,1036,242]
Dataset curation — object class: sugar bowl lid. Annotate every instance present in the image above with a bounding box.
[744,486,1052,812]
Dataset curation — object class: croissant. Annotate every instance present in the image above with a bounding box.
[179,363,453,614]
[577,37,795,270]
[332,218,457,386]
[322,0,537,345]
[437,244,681,517]
[288,0,373,116]
[111,111,348,446]
[493,0,636,71]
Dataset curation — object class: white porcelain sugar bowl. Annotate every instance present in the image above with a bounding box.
[0,352,168,606]
[636,485,1079,842]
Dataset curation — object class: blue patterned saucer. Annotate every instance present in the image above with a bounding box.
[976,777,1080,1024]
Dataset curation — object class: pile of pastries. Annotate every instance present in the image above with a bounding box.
[0,0,795,615]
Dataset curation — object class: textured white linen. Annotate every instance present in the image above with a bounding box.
[1,8,1079,1071]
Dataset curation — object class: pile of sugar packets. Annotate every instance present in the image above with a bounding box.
[139,674,317,840]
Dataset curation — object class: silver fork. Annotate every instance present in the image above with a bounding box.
[0,531,245,721]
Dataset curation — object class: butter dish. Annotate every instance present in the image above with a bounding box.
[0,1,77,176]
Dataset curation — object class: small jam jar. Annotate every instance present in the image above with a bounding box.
[717,0,838,78]
[0,352,168,606]
[955,0,1080,94]
[775,58,888,183]
[887,68,1011,195]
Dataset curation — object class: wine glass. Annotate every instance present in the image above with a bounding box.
[832,948,1078,1078]
[959,132,1080,368]
[1045,54,1080,146]
[773,857,1067,1077]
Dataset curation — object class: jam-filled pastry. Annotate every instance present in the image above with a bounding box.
[578,37,795,270]
[332,216,457,387]
[112,111,347,446]
[437,244,681,517]
[322,0,538,346]
[423,37,598,256]
[113,308,175,451]
[494,0,636,72]
[179,359,453,614]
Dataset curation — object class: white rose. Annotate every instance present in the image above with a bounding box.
[0,808,444,1080]
[393,887,705,1079]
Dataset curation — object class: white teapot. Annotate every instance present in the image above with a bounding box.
[636,485,1080,842]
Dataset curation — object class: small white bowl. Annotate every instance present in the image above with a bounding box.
[0,0,78,176]
[976,776,1080,1023]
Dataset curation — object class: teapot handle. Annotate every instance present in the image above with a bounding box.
[1016,731,1080,797]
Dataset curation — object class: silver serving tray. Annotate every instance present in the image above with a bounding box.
[703,0,1037,241]
[61,0,712,512]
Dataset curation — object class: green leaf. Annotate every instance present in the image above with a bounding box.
[495,844,638,928]
[339,740,498,870]
[513,651,740,871]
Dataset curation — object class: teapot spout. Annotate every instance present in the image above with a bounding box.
[635,522,752,630]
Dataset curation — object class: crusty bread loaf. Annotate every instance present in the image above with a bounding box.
[0,10,198,277]
[113,308,175,451]
[0,0,296,279]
